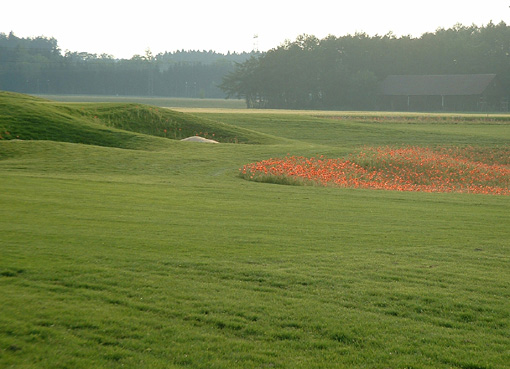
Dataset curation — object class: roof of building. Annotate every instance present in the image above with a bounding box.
[380,74,497,96]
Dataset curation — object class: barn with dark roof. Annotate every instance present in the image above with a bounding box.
[379,74,507,111]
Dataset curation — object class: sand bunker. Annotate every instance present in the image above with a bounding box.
[180,136,219,144]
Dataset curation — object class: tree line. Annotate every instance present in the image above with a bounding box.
[220,22,510,109]
[0,32,256,98]
[3,23,510,109]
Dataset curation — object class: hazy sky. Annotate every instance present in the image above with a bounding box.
[2,0,509,58]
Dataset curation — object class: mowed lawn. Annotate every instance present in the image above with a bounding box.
[1,104,510,368]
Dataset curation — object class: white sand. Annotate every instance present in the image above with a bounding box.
[180,136,219,144]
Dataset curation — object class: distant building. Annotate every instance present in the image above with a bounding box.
[379,74,507,112]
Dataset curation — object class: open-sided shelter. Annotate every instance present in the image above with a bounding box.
[379,74,506,111]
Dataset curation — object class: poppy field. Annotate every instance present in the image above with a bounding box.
[1,95,510,369]
[240,146,510,195]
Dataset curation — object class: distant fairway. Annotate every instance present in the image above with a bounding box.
[36,94,247,109]
[1,92,509,368]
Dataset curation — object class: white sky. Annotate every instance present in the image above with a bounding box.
[1,0,509,58]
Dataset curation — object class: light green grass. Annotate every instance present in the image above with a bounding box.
[1,92,509,368]
[35,95,247,109]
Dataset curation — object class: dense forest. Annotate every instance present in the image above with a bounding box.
[0,32,257,98]
[221,22,510,110]
[2,22,510,110]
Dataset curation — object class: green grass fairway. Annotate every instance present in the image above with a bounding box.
[36,94,247,109]
[1,92,510,368]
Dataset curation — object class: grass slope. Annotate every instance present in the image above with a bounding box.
[0,92,274,149]
[1,93,509,368]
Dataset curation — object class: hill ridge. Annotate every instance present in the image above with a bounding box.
[0,91,276,150]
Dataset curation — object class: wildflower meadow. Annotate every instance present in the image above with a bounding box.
[240,146,510,195]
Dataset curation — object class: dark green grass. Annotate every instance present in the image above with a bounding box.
[1,93,509,368]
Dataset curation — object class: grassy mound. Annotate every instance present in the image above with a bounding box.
[0,91,273,149]
[71,102,274,144]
